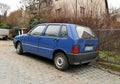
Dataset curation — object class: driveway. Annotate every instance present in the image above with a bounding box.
[0,40,120,84]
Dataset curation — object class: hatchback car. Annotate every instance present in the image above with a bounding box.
[13,23,99,71]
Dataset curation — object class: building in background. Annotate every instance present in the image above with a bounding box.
[111,9,120,22]
[26,0,108,18]
[52,0,108,18]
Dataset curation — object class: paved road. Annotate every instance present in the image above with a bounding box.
[0,40,120,84]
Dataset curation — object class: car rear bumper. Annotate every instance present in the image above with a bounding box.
[67,52,99,65]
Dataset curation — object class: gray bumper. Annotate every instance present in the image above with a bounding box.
[67,52,99,65]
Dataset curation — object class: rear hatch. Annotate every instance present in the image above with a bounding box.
[76,26,98,53]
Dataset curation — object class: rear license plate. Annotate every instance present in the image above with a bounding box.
[85,46,93,51]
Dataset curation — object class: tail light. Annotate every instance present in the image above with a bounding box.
[72,45,80,54]
[96,45,99,51]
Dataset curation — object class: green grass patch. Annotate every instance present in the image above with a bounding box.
[98,62,120,72]
[99,51,120,63]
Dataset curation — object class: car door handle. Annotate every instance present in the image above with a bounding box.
[54,38,59,42]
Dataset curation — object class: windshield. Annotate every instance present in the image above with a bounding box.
[76,26,96,39]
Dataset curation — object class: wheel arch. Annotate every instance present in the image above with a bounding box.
[52,49,69,63]
[15,40,21,49]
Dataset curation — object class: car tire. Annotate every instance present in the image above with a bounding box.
[16,42,23,54]
[54,52,69,71]
[3,36,7,40]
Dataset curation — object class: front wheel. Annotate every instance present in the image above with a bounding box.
[16,42,23,54]
[54,52,69,71]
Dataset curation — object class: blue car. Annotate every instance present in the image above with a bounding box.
[13,23,99,71]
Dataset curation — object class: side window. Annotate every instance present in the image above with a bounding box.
[30,25,45,36]
[45,25,61,37]
[60,26,68,38]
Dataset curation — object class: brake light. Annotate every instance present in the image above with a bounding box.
[96,45,99,51]
[72,45,80,54]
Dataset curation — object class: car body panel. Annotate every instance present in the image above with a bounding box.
[13,23,99,65]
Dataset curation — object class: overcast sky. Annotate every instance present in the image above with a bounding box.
[0,0,21,13]
[0,0,120,13]
[108,0,120,9]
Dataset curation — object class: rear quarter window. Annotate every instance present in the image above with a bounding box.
[76,26,96,39]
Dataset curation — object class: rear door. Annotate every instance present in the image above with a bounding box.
[39,24,61,59]
[76,26,98,53]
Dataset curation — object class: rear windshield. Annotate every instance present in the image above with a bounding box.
[76,26,96,39]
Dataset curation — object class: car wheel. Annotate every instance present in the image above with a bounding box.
[16,42,23,54]
[3,36,7,40]
[54,52,69,71]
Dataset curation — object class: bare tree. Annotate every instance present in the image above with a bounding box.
[7,9,30,27]
[0,3,10,16]
[20,0,34,9]
[20,0,52,14]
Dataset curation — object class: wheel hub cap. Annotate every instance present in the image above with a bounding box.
[57,57,64,66]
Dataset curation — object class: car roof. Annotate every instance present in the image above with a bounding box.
[38,23,75,26]
[37,23,90,29]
